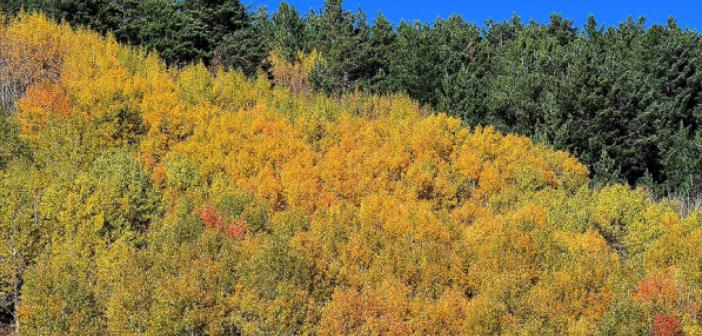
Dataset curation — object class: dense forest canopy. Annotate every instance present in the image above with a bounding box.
[3,0,702,198]
[0,2,702,336]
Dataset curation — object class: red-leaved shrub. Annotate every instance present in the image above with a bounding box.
[653,314,682,336]
[196,205,247,240]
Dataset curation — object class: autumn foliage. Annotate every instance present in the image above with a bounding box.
[635,273,678,304]
[197,205,248,240]
[654,314,683,336]
[3,13,702,335]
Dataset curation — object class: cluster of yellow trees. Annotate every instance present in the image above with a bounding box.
[1,13,702,335]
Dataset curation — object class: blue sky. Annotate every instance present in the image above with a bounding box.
[249,0,701,31]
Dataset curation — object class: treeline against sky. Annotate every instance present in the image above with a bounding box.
[1,11,702,335]
[3,0,702,198]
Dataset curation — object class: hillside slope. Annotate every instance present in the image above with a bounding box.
[5,1,702,197]
[1,13,702,335]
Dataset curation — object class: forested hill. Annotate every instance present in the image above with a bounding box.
[1,11,702,335]
[3,0,702,198]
